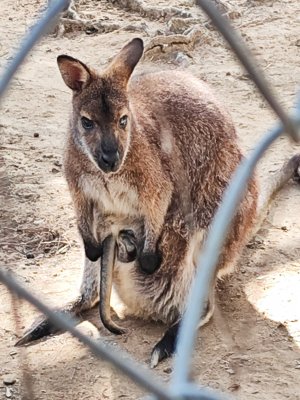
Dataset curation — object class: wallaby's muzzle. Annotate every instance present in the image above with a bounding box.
[98,149,120,173]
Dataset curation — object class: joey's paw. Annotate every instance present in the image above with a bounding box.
[139,251,162,275]
[84,240,102,262]
[117,230,137,263]
[150,335,176,368]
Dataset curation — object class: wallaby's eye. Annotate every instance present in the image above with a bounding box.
[119,115,128,129]
[81,117,94,130]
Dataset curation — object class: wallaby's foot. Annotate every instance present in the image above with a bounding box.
[150,321,180,368]
[15,295,87,346]
[16,316,62,346]
[139,251,162,275]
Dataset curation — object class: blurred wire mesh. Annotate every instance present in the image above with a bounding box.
[0,0,299,399]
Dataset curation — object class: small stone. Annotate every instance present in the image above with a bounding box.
[174,52,190,67]
[163,367,172,374]
[228,383,240,391]
[5,387,12,398]
[33,132,39,138]
[53,160,62,167]
[51,167,60,174]
[3,375,16,385]
[295,39,300,47]
[26,253,34,259]
[227,368,235,375]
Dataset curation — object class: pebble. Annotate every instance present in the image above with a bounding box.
[3,374,16,385]
[5,387,12,398]
[53,160,62,167]
[171,52,190,68]
[227,368,235,375]
[33,132,39,138]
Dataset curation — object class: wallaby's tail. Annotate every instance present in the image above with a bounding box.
[254,154,300,235]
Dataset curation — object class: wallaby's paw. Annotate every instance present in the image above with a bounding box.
[139,251,162,275]
[15,317,58,346]
[84,240,102,262]
[150,334,176,368]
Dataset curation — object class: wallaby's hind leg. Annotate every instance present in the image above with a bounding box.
[16,257,100,346]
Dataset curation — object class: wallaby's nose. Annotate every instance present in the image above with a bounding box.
[100,150,120,171]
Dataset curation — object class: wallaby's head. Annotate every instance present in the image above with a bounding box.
[57,38,144,173]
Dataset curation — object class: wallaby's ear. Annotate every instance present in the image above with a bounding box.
[109,38,144,83]
[57,55,92,91]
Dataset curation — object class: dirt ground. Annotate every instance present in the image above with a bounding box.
[1,0,300,399]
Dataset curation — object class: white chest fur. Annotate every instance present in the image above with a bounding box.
[80,175,140,218]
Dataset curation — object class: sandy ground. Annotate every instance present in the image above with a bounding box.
[0,0,300,399]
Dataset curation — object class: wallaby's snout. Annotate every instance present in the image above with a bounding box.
[57,38,144,175]
[97,137,120,173]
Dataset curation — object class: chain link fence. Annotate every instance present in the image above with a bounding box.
[1,0,299,399]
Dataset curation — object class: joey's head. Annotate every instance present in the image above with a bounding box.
[57,38,144,174]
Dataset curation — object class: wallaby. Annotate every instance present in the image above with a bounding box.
[16,38,300,368]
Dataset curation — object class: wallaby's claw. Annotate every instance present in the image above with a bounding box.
[15,318,59,346]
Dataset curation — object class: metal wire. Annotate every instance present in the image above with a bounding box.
[0,0,299,399]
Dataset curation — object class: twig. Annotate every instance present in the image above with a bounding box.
[144,26,207,55]
[58,16,148,35]
[108,0,192,20]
